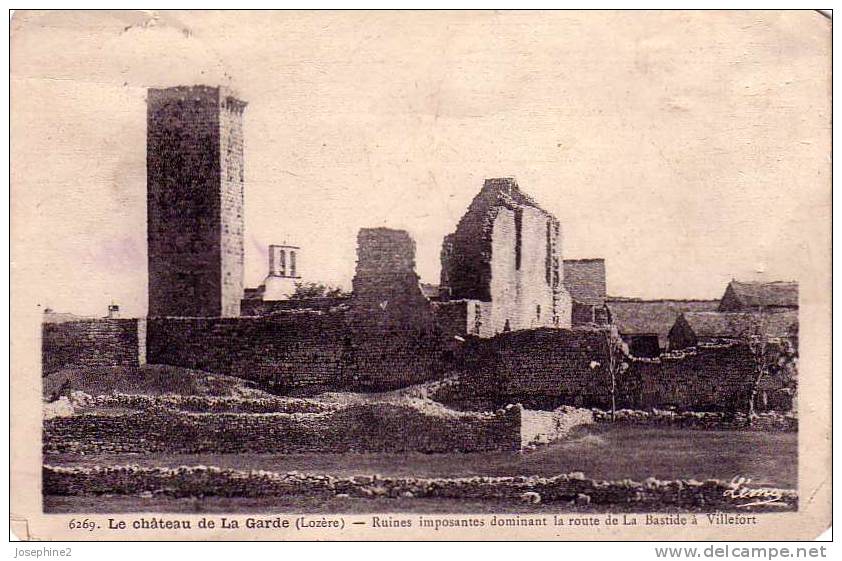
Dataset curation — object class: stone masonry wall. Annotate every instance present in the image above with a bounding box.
[43,402,522,455]
[218,93,246,317]
[520,406,594,448]
[623,345,761,412]
[448,329,775,414]
[146,313,455,393]
[491,328,611,409]
[440,178,570,336]
[44,465,796,511]
[42,320,143,375]
[147,85,245,318]
[146,315,345,393]
[350,228,435,331]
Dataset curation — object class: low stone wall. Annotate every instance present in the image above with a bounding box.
[447,328,613,411]
[444,331,794,415]
[146,315,346,392]
[42,319,144,375]
[520,406,594,448]
[81,393,338,414]
[43,465,797,511]
[624,344,763,412]
[146,314,455,393]
[592,408,797,432]
[43,401,522,455]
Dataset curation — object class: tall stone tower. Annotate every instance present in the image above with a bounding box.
[147,85,246,317]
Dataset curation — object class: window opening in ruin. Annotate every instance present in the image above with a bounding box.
[514,209,523,270]
[536,304,541,320]
[290,251,296,277]
[279,250,286,276]
[504,319,511,332]
[474,303,482,335]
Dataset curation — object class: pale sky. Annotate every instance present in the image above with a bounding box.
[11,10,831,317]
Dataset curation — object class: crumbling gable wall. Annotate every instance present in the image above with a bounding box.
[350,228,434,331]
[347,228,449,389]
[440,178,571,336]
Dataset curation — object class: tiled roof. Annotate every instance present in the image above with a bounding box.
[681,310,798,339]
[42,311,96,324]
[563,259,607,307]
[722,281,798,309]
[606,298,720,347]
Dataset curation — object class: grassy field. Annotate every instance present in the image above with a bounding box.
[46,423,796,488]
[44,494,713,514]
[43,366,797,513]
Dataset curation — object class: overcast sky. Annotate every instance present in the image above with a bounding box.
[11,10,830,317]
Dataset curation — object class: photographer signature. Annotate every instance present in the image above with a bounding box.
[722,476,787,508]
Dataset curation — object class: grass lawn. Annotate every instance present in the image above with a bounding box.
[46,424,796,488]
[43,494,707,514]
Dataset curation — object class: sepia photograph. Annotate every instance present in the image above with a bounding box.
[9,9,831,541]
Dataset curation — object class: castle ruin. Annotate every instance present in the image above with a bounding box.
[439,178,572,337]
[146,85,246,318]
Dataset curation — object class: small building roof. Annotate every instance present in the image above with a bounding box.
[680,310,798,340]
[721,281,798,310]
[42,310,95,324]
[606,298,720,347]
[563,259,606,307]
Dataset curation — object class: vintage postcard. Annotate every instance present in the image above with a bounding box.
[10,10,831,541]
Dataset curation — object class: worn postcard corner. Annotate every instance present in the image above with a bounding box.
[10,9,832,542]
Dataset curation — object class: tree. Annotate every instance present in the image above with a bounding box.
[604,326,629,422]
[744,313,799,421]
[291,282,349,299]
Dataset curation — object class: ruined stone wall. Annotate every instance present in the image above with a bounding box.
[487,205,566,335]
[520,406,594,448]
[431,300,470,336]
[447,330,773,413]
[42,320,143,375]
[48,463,798,511]
[146,315,345,393]
[439,328,612,411]
[147,86,244,318]
[43,465,797,511]
[146,313,455,393]
[624,345,761,412]
[440,179,571,337]
[491,328,611,409]
[44,402,521,454]
[351,228,435,331]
